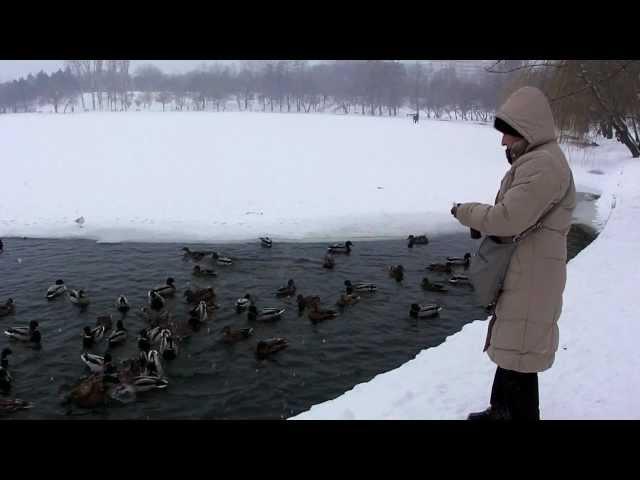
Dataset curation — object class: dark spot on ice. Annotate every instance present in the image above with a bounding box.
[588,169,604,175]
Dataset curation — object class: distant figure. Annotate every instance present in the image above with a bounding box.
[0,239,3,253]
[413,112,419,124]
[75,216,85,227]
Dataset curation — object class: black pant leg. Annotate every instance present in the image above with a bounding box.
[490,366,508,410]
[508,371,540,420]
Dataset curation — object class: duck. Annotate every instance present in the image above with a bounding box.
[256,338,288,359]
[409,303,443,319]
[328,241,353,255]
[145,350,164,377]
[446,253,472,267]
[46,279,67,300]
[0,298,15,317]
[212,252,234,266]
[189,301,209,324]
[247,305,285,322]
[407,235,429,248]
[69,289,90,306]
[427,263,453,274]
[182,247,211,262]
[235,294,253,313]
[131,376,169,393]
[152,277,176,298]
[260,237,273,248]
[160,331,179,360]
[82,325,105,348]
[80,352,107,373]
[148,290,166,312]
[336,287,360,307]
[184,287,216,305]
[193,265,217,277]
[115,295,130,313]
[388,265,404,282]
[146,326,165,347]
[308,300,339,323]
[107,320,127,347]
[448,274,472,286]
[5,320,41,345]
[421,277,449,293]
[137,329,151,353]
[0,398,33,414]
[344,280,377,293]
[276,279,296,298]
[297,294,321,313]
[0,348,13,393]
[322,254,335,269]
[222,326,254,344]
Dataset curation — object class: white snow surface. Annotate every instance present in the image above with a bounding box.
[293,140,637,420]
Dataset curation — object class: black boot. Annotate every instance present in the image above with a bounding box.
[467,406,511,421]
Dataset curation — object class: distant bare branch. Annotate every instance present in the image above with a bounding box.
[485,60,564,74]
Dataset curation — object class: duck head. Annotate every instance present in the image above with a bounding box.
[29,320,39,331]
[345,241,353,248]
[166,277,175,286]
[55,279,64,285]
[83,326,92,336]
[464,253,471,260]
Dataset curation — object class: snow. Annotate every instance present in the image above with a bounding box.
[292,140,637,420]
[1,111,514,243]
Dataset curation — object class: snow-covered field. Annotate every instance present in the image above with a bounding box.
[292,140,636,420]
[2,111,513,243]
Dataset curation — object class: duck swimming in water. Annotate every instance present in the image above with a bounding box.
[260,237,273,248]
[0,298,15,317]
[328,241,353,255]
[421,277,449,293]
[235,294,253,313]
[193,265,217,277]
[336,286,360,307]
[69,289,90,307]
[276,279,296,298]
[131,376,169,393]
[115,295,130,313]
[212,252,233,265]
[152,278,176,298]
[247,305,285,322]
[182,247,211,262]
[184,287,216,305]
[80,352,107,373]
[5,320,41,346]
[344,280,377,293]
[82,325,105,349]
[297,294,321,313]
[189,301,209,325]
[46,279,66,300]
[108,320,127,347]
[159,330,178,361]
[148,290,166,312]
[448,274,472,286]
[256,338,288,359]
[388,265,404,282]
[308,300,339,323]
[409,303,443,319]
[222,326,254,344]
[446,253,471,267]
[407,235,429,248]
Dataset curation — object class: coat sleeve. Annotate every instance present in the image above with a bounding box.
[455,153,565,237]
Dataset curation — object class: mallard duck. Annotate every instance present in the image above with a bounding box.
[235,294,253,313]
[108,320,127,347]
[146,326,165,346]
[182,247,211,262]
[421,277,449,293]
[131,376,169,393]
[153,278,176,298]
[260,237,273,248]
[0,398,33,414]
[247,305,285,322]
[184,287,216,305]
[115,295,130,313]
[446,253,472,267]
[148,290,166,311]
[189,301,209,324]
[160,331,178,360]
[5,320,41,345]
[308,301,339,323]
[322,254,335,269]
[336,287,360,307]
[409,303,443,319]
[344,280,377,293]
[46,279,66,300]
[0,348,13,393]
[388,265,404,282]
[328,241,353,255]
[448,274,472,285]
[82,325,105,348]
[69,289,90,306]
[193,265,217,277]
[0,298,15,317]
[256,338,288,359]
[137,329,151,353]
[297,294,321,313]
[276,279,296,298]
[211,252,233,265]
[427,263,453,274]
[407,235,429,248]
[222,326,254,344]
[80,352,107,373]
[145,350,164,377]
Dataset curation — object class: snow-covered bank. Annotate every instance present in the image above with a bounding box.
[0,112,529,243]
[292,141,634,420]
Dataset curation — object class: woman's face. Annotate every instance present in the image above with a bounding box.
[501,133,520,148]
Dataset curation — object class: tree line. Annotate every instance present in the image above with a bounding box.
[0,60,509,122]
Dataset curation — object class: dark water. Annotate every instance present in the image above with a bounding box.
[0,222,596,420]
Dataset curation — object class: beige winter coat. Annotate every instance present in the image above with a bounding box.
[455,86,576,373]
